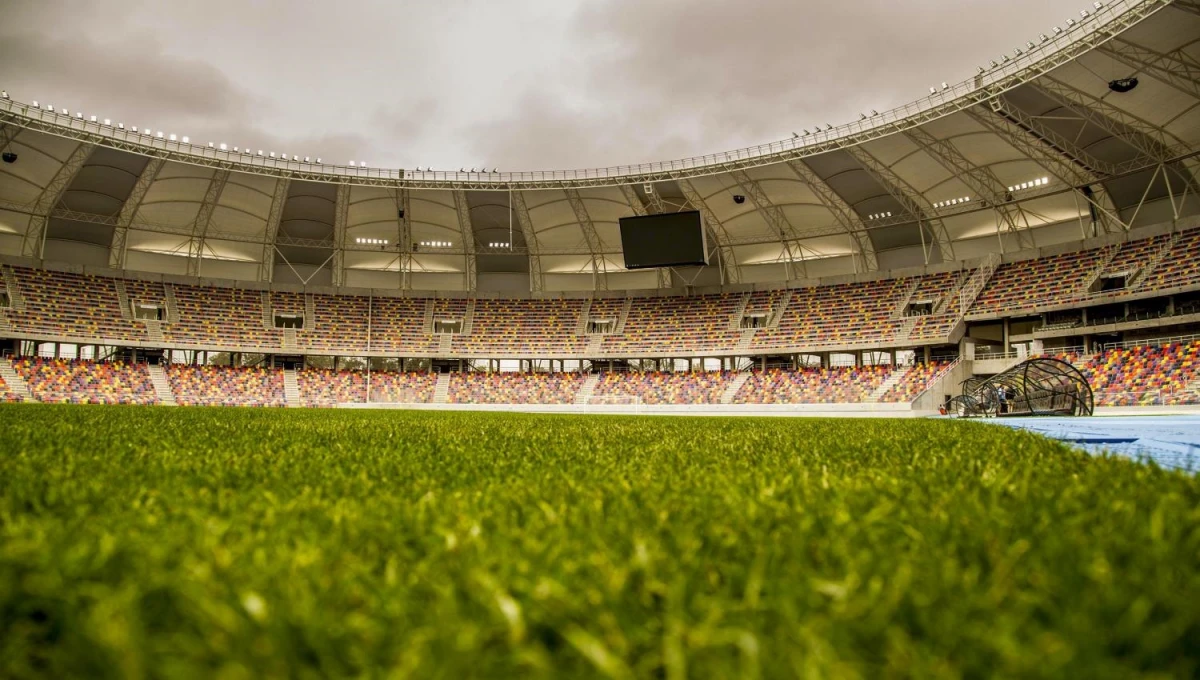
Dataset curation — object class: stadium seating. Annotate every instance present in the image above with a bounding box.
[1142,229,1200,292]
[602,295,742,355]
[302,294,370,353]
[458,299,586,355]
[165,285,281,348]
[297,368,367,407]
[367,372,437,403]
[166,365,285,407]
[7,268,137,342]
[13,358,157,404]
[593,371,736,404]
[733,366,893,404]
[1075,341,1200,406]
[369,297,438,354]
[448,372,584,404]
[971,249,1107,316]
[752,279,908,351]
[878,362,954,403]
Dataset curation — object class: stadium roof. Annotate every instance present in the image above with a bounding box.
[0,0,1197,294]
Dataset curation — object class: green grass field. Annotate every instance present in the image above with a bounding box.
[1,405,1197,678]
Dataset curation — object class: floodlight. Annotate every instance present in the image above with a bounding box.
[1081,10,1089,17]
[977,66,986,73]
[1053,26,1062,35]
[90,115,97,122]
[1,91,7,99]
[1039,33,1049,42]
[118,123,124,129]
[1093,1,1102,8]
[156,131,164,138]
[471,167,478,172]
[1027,41,1035,49]
[1066,18,1075,26]
[219,143,227,150]
[257,150,263,156]
[990,60,999,68]
[304,156,310,162]
[349,160,355,166]
[316,158,322,164]
[169,134,176,141]
[60,108,67,114]
[871,110,878,116]
[941,82,948,90]
[103,118,111,125]
[269,152,275,158]
[31,100,38,107]
[929,87,936,94]
[75,111,82,118]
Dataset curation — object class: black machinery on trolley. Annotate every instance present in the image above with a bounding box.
[947,357,1093,418]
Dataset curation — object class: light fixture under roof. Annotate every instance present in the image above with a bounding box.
[867,211,893,220]
[933,196,971,209]
[489,241,510,248]
[355,237,389,245]
[1007,177,1050,192]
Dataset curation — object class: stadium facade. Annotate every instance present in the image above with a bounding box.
[0,0,1198,409]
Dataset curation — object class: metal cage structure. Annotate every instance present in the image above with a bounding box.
[949,357,1094,417]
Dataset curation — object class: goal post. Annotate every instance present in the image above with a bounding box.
[583,394,644,414]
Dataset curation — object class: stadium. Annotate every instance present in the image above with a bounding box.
[0,0,1198,676]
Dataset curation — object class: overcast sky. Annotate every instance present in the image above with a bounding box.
[1,0,1091,171]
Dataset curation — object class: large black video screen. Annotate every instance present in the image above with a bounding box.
[618,210,708,270]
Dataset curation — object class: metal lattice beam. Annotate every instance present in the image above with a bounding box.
[1033,76,1184,161]
[109,157,164,269]
[843,145,955,262]
[396,188,413,290]
[677,180,743,284]
[452,190,477,291]
[903,126,1033,250]
[186,170,230,277]
[563,188,607,290]
[331,184,349,286]
[727,170,802,279]
[258,178,290,282]
[617,184,647,217]
[21,141,95,258]
[783,160,878,272]
[0,123,18,153]
[1098,38,1200,98]
[511,191,544,293]
[967,103,1126,232]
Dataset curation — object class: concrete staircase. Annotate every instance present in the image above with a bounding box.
[865,368,908,403]
[114,279,132,320]
[934,272,967,314]
[438,334,453,354]
[433,373,451,403]
[283,368,301,407]
[574,373,600,404]
[1,266,25,310]
[615,298,632,333]
[768,290,791,328]
[719,371,752,404]
[957,252,1001,316]
[585,334,604,355]
[892,279,921,319]
[143,319,164,344]
[1130,233,1179,289]
[163,283,181,322]
[0,359,33,402]
[0,311,10,335]
[736,328,756,352]
[893,316,920,344]
[423,298,435,333]
[145,363,176,405]
[304,294,316,324]
[576,298,593,334]
[261,291,274,330]
[729,292,751,330]
[461,299,476,335]
[1082,244,1121,291]
[282,328,297,352]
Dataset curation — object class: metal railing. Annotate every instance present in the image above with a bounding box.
[1100,332,1200,352]
[0,0,1163,187]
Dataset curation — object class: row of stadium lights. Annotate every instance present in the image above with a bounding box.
[931,1,1105,94]
[933,196,971,209]
[6,2,1104,170]
[355,237,389,245]
[1009,176,1050,192]
[488,242,510,248]
[420,240,453,248]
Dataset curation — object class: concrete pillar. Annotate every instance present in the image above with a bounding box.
[1002,318,1011,354]
[924,346,932,364]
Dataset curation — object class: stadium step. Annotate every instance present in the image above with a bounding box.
[615,298,632,333]
[585,334,604,355]
[1130,232,1179,289]
[114,279,133,320]
[433,373,451,404]
[892,280,921,320]
[0,359,33,402]
[163,283,181,323]
[865,369,908,403]
[736,328,756,352]
[893,316,920,344]
[143,319,164,344]
[1,265,26,310]
[261,291,274,330]
[576,298,593,335]
[0,309,10,334]
[955,252,1001,316]
[282,328,297,352]
[720,371,752,404]
[575,373,600,404]
[767,290,792,329]
[438,334,453,355]
[462,299,476,335]
[283,368,301,408]
[423,299,436,333]
[729,292,751,330]
[145,363,176,406]
[305,294,316,326]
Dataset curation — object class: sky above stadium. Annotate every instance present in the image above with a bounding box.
[2,0,1096,171]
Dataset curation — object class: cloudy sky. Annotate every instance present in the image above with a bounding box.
[1,0,1090,171]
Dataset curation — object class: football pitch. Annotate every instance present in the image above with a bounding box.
[1,405,1197,678]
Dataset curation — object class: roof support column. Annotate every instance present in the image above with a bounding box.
[22,142,95,259]
[563,188,607,291]
[186,170,230,277]
[452,190,477,292]
[783,160,878,272]
[511,191,544,293]
[330,184,349,287]
[844,145,955,262]
[677,180,743,284]
[109,157,164,270]
[258,178,290,282]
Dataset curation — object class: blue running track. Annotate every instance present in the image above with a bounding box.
[989,415,1200,472]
